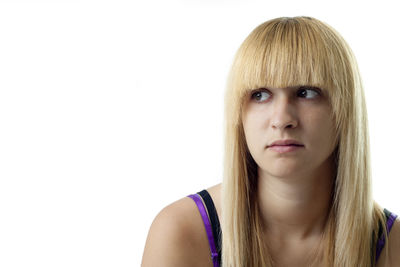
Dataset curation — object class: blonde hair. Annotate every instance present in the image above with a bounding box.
[221,16,388,267]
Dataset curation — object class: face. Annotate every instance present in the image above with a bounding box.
[241,85,337,179]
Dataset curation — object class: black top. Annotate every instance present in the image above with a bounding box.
[198,190,222,264]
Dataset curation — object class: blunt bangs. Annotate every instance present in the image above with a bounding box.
[229,17,351,111]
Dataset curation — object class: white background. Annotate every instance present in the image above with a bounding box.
[0,0,399,266]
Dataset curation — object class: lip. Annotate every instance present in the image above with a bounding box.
[268,145,303,153]
[268,139,304,147]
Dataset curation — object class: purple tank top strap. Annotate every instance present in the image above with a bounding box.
[188,194,220,267]
[376,211,398,263]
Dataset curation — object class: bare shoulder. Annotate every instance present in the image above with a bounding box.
[141,194,213,267]
[387,216,400,266]
[378,215,400,267]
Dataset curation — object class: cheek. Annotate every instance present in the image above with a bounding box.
[305,113,336,150]
[242,113,268,154]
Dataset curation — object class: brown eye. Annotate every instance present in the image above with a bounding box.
[251,90,270,102]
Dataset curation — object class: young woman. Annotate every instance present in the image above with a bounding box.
[141,16,400,267]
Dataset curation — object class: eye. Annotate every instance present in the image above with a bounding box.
[250,89,270,102]
[297,86,321,99]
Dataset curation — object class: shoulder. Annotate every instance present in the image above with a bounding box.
[386,216,400,266]
[141,194,213,267]
[377,214,400,267]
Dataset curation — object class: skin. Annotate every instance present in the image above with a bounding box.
[241,86,337,236]
[240,85,337,265]
[141,85,400,267]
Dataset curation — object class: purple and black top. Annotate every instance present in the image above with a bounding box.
[188,190,398,267]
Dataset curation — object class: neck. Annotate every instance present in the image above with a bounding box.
[257,157,335,242]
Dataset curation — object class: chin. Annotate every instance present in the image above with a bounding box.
[260,161,303,177]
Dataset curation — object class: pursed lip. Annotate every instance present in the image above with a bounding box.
[267,139,304,147]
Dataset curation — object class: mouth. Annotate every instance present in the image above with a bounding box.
[267,144,304,148]
[268,139,304,147]
[273,144,303,146]
[267,144,304,153]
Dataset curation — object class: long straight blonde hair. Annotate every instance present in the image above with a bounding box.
[221,16,388,267]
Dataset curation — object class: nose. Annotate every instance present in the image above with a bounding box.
[271,96,298,130]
